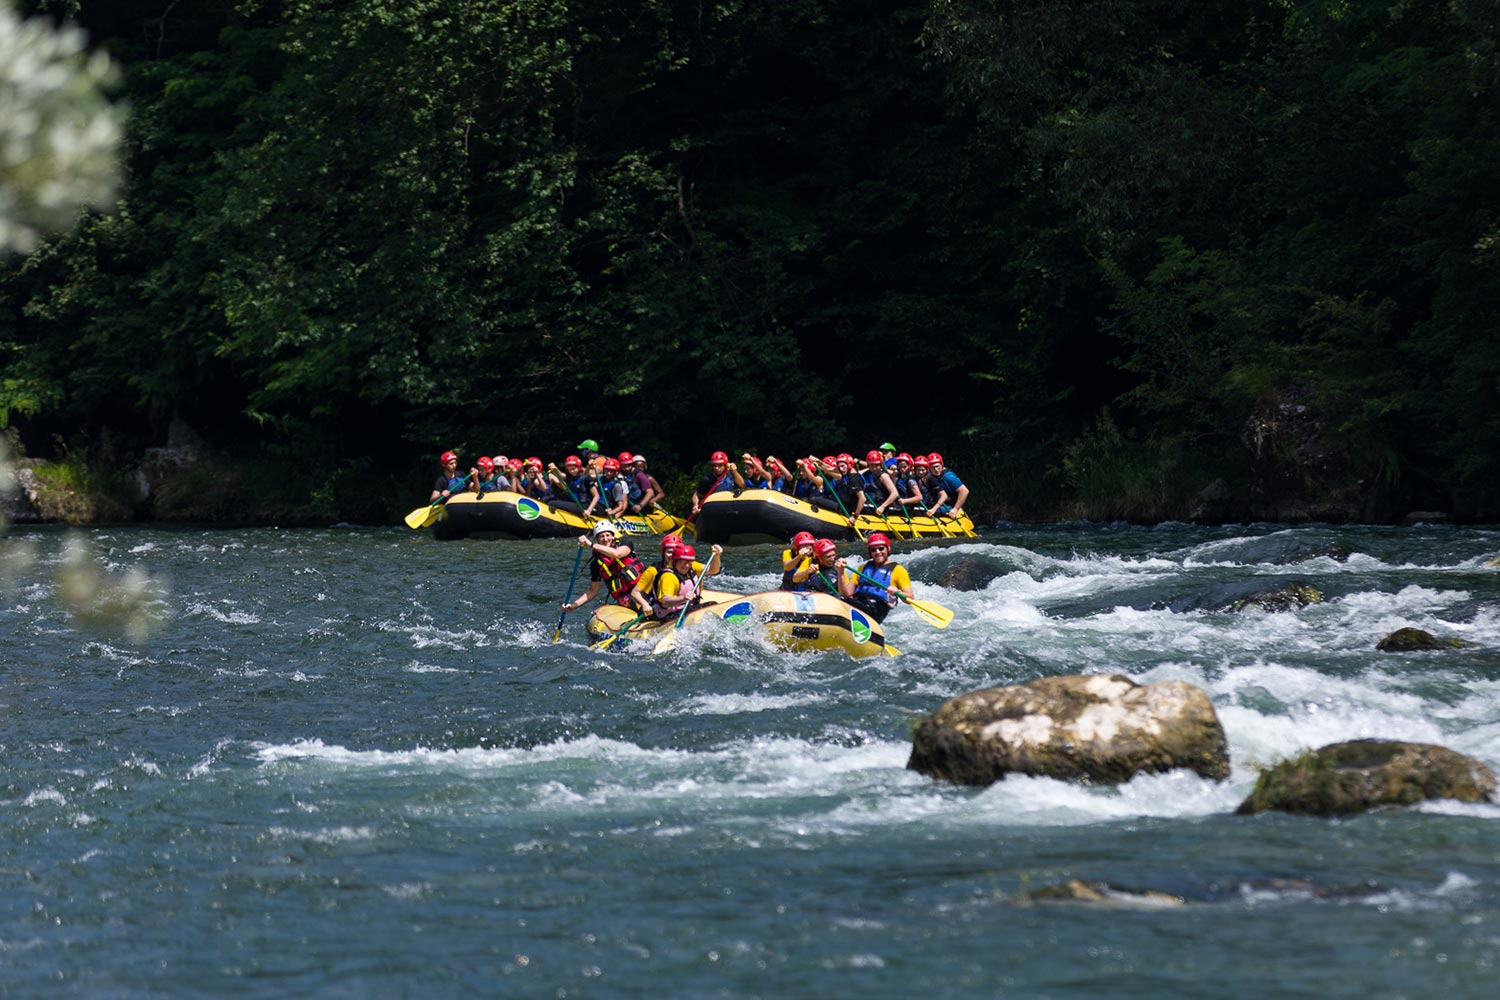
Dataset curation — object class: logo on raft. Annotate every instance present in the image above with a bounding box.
[517,497,542,521]
[722,601,754,625]
[849,608,871,644]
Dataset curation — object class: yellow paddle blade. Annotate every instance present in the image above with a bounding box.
[652,629,679,654]
[1487,553,1500,568]
[404,503,437,528]
[420,504,448,528]
[906,598,953,628]
[882,643,901,656]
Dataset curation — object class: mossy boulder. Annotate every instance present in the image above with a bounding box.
[11,458,134,524]
[908,674,1230,786]
[1236,739,1496,816]
[935,558,1000,592]
[1376,627,1475,652]
[1225,580,1322,613]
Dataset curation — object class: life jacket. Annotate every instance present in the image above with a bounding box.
[805,561,841,595]
[446,475,468,492]
[526,475,555,501]
[648,566,699,618]
[833,475,863,511]
[781,550,813,592]
[854,560,898,607]
[597,550,647,605]
[626,472,646,505]
[793,478,821,500]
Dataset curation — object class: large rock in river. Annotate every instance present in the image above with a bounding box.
[935,558,1000,592]
[1376,627,1475,651]
[907,674,1230,786]
[1236,739,1496,816]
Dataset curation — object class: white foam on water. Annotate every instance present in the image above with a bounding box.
[183,600,260,625]
[265,824,379,844]
[676,691,826,715]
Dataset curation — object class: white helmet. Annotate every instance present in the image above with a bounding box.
[591,520,616,538]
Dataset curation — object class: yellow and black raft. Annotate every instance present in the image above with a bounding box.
[585,589,896,658]
[431,491,685,540]
[690,488,974,546]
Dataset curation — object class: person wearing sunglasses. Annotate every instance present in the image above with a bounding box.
[849,532,913,623]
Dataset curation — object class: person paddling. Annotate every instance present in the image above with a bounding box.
[634,542,724,620]
[848,533,913,623]
[690,451,744,516]
[430,450,468,502]
[790,538,855,598]
[561,521,648,614]
[781,531,817,591]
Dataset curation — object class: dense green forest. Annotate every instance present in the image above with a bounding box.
[3,0,1498,523]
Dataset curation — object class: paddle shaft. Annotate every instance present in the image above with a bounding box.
[553,546,585,642]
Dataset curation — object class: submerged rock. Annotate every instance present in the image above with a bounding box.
[1160,579,1324,614]
[1236,739,1496,816]
[1226,580,1322,613]
[1375,627,1475,652]
[1021,879,1184,907]
[935,558,1000,592]
[908,674,1230,786]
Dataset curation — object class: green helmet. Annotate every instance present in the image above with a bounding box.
[577,438,599,452]
[880,442,896,451]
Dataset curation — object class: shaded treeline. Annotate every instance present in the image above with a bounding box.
[3,0,1498,521]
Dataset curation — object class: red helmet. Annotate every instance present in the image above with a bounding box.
[662,533,682,553]
[866,450,883,464]
[710,450,729,465]
[791,530,815,548]
[913,456,929,468]
[603,458,620,472]
[838,453,854,465]
[822,455,837,468]
[440,451,457,464]
[928,452,943,465]
[564,455,582,468]
[618,451,633,465]
[674,544,697,562]
[866,532,891,551]
[477,456,494,473]
[896,453,913,465]
[509,458,524,471]
[526,456,543,468]
[813,538,838,559]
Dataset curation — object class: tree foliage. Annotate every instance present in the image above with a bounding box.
[2,0,1498,519]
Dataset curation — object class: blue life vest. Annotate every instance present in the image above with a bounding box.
[854,560,897,607]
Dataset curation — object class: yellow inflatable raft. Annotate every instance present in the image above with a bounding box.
[689,488,974,546]
[432,491,685,540]
[585,589,895,658]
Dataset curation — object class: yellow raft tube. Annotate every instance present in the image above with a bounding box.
[432,491,686,540]
[689,488,973,546]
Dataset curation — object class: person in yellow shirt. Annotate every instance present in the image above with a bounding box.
[780,531,816,590]
[847,532,913,623]
[790,538,856,597]
[633,541,722,619]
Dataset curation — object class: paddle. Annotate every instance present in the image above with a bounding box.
[848,565,953,628]
[915,501,953,539]
[823,472,866,541]
[593,611,646,650]
[553,545,586,643]
[404,474,474,528]
[681,471,733,538]
[652,559,716,653]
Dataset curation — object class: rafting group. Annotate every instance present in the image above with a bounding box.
[406,438,977,544]
[555,520,952,658]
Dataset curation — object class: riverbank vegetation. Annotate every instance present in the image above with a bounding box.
[3,0,1498,523]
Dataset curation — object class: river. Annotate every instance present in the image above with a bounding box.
[2,522,1498,996]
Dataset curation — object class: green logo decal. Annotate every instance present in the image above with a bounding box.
[517,497,541,521]
[849,609,871,644]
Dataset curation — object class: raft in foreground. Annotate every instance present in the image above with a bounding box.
[690,489,974,546]
[431,491,685,540]
[586,589,895,658]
